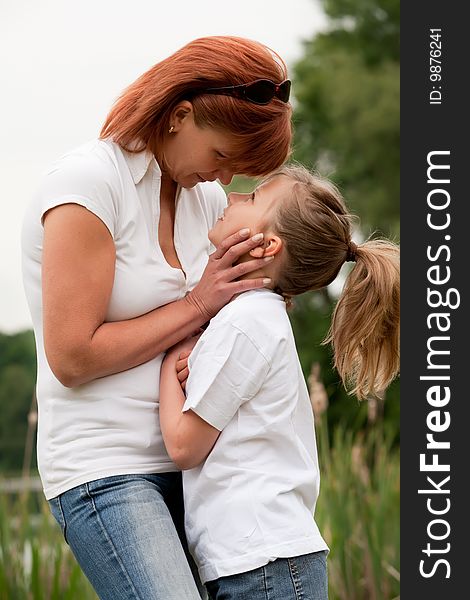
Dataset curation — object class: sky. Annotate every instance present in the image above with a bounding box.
[0,0,327,333]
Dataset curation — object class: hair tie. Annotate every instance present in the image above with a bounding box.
[273,286,293,308]
[283,294,293,309]
[346,241,358,262]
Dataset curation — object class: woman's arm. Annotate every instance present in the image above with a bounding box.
[159,339,220,470]
[43,204,269,387]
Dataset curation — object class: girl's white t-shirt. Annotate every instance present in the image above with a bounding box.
[183,289,329,583]
[21,139,227,499]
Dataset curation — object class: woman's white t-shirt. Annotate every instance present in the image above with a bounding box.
[182,289,329,583]
[21,139,227,500]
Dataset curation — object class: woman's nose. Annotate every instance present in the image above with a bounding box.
[217,170,234,186]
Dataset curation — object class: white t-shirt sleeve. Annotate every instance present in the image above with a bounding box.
[36,150,119,237]
[183,324,271,431]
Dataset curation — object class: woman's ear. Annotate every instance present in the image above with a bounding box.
[169,101,193,132]
[249,234,283,258]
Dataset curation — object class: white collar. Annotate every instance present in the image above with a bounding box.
[121,146,160,184]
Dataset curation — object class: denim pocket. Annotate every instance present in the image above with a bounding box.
[48,496,68,544]
[288,551,328,600]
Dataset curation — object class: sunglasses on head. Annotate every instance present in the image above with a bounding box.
[202,79,291,105]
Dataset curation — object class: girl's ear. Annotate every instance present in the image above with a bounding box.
[249,234,283,258]
[263,235,283,257]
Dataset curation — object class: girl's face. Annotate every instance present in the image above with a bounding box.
[161,104,236,188]
[209,175,295,246]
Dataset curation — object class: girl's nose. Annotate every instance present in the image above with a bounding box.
[227,192,245,205]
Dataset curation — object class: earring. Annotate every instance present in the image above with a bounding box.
[168,125,175,134]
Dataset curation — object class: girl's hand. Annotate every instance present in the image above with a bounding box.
[176,351,190,391]
[185,229,272,321]
[165,331,202,390]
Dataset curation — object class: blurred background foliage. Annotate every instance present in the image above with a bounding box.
[1,1,399,597]
[293,0,399,238]
[0,331,37,473]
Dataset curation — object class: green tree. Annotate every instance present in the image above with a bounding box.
[293,0,399,238]
[0,330,37,473]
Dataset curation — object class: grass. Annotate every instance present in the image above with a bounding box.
[0,423,399,599]
[0,491,96,600]
[315,421,400,600]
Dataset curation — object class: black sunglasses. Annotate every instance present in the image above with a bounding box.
[202,79,291,105]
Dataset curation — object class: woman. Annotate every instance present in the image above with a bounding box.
[21,36,292,599]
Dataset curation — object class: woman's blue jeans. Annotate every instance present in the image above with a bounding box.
[48,472,204,599]
[205,551,328,600]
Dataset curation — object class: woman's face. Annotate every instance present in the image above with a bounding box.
[209,175,295,246]
[162,104,236,188]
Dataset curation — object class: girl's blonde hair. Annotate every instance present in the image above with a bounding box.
[269,164,399,400]
[100,36,292,177]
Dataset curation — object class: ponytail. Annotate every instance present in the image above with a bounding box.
[324,239,400,400]
[259,164,399,399]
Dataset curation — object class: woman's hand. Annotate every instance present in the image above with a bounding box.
[185,229,272,320]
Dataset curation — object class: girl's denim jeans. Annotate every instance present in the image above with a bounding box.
[206,551,328,600]
[48,472,204,599]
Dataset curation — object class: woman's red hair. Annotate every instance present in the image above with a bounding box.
[100,36,292,177]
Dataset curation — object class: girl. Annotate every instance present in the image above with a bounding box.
[159,164,400,599]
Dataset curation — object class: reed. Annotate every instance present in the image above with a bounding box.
[315,421,400,600]
[0,491,96,599]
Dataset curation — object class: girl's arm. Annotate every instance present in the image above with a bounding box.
[159,338,220,470]
[42,204,269,387]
